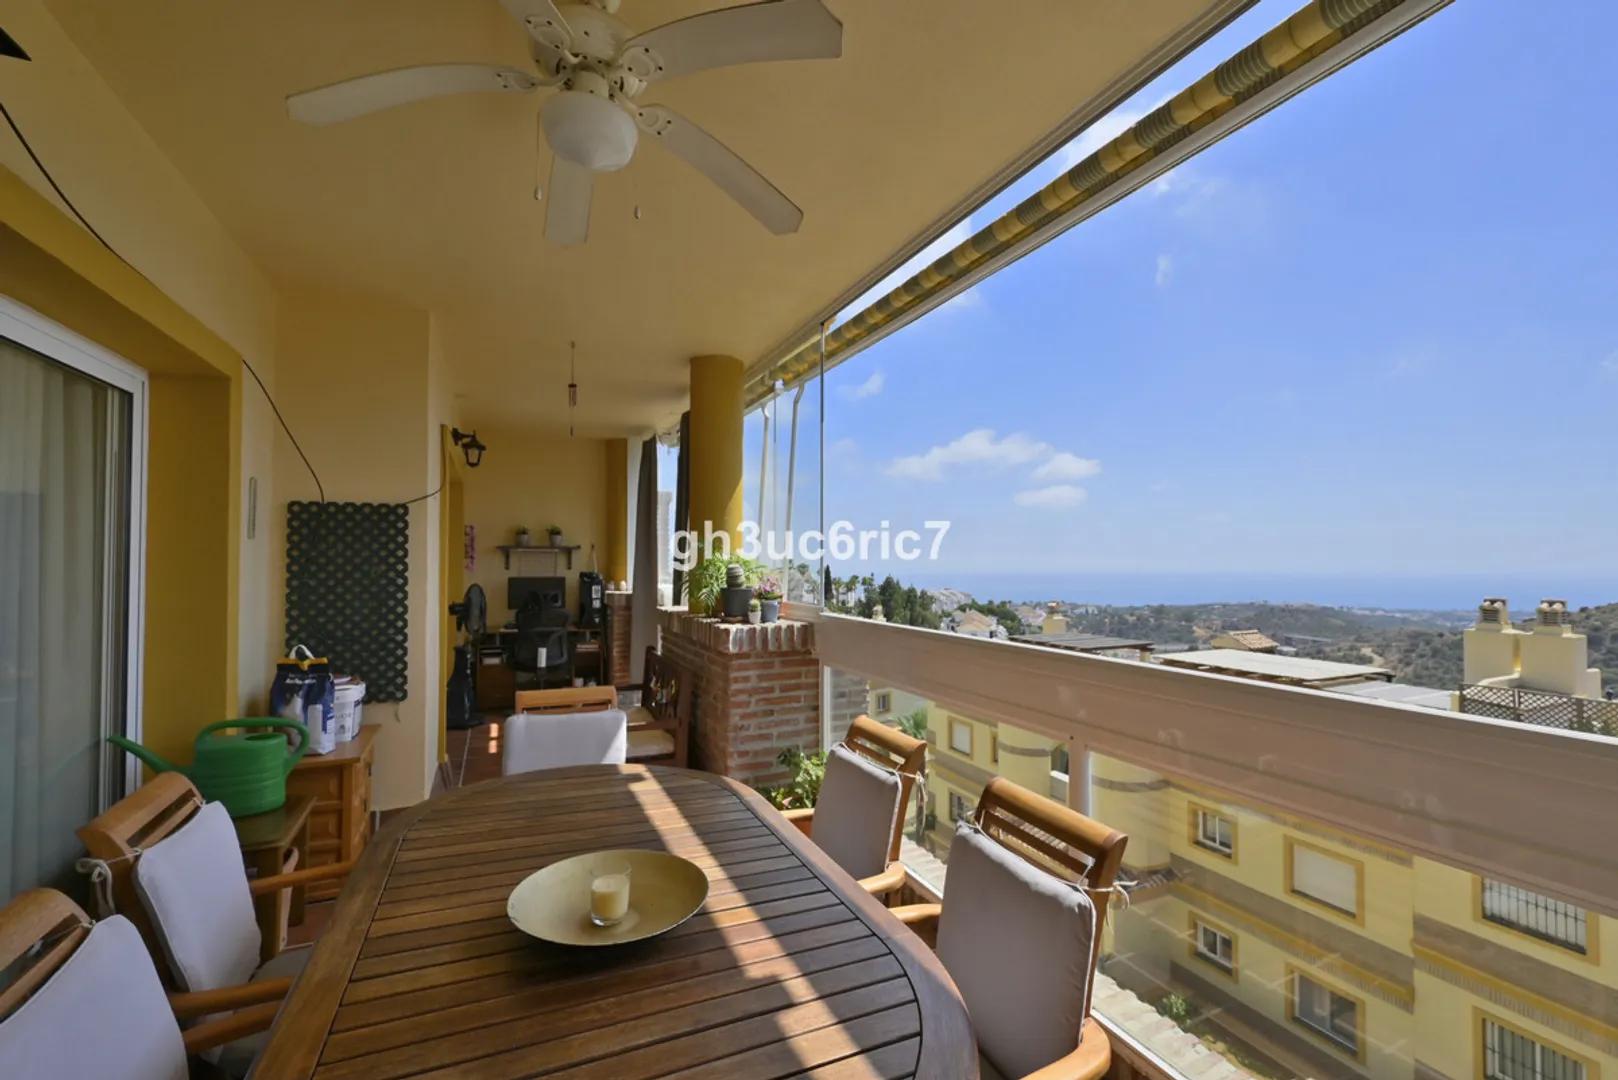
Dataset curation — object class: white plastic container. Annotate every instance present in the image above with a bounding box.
[333,679,366,744]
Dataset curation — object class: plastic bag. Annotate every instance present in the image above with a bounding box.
[271,644,336,755]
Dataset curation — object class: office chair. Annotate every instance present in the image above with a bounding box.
[512,602,572,689]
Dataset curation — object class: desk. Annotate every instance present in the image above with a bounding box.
[475,626,608,713]
[254,765,977,1077]
[233,793,314,959]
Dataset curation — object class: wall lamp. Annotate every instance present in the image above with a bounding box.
[451,428,486,468]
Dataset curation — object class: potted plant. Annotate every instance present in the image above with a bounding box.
[684,553,729,615]
[720,561,754,621]
[756,574,783,623]
[546,523,564,547]
[514,525,532,547]
[747,597,762,624]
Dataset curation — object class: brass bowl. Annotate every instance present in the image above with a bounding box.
[506,848,710,946]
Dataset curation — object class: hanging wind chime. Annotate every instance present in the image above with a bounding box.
[568,340,578,437]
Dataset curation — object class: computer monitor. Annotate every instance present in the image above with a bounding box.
[508,576,565,614]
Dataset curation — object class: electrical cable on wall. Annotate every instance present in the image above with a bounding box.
[0,97,327,502]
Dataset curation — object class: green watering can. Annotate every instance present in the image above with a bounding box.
[109,718,309,818]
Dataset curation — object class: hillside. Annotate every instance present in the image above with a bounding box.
[1053,599,1618,692]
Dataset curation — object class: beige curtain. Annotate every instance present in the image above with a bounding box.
[0,336,128,898]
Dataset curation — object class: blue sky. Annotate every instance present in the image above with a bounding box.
[743,0,1618,607]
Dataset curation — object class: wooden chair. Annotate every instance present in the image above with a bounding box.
[890,776,1126,1080]
[514,684,620,714]
[782,714,926,901]
[621,646,692,768]
[77,773,352,977]
[0,889,276,1070]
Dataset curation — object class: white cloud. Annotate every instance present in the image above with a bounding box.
[842,370,885,400]
[1032,452,1102,482]
[849,217,976,314]
[1601,352,1618,380]
[887,428,1053,482]
[1014,485,1088,509]
[1154,253,1174,288]
[1056,108,1149,172]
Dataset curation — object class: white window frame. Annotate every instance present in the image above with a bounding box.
[874,691,892,714]
[1195,808,1235,856]
[1193,920,1234,973]
[0,296,149,801]
[949,718,973,755]
[1292,972,1359,1055]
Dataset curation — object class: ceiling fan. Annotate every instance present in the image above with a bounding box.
[286,0,842,245]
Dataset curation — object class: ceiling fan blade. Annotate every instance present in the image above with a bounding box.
[286,64,538,125]
[620,0,841,83]
[635,105,802,235]
[545,156,594,246]
[500,0,574,75]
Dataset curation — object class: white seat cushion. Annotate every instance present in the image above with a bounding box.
[0,915,187,1079]
[214,945,312,1077]
[503,709,628,775]
[626,726,676,760]
[811,744,903,881]
[134,800,261,992]
[936,823,1097,1079]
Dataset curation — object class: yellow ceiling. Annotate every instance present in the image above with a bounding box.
[45,0,1239,435]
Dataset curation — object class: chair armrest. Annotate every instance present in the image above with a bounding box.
[857,861,907,900]
[248,859,355,897]
[1020,1018,1110,1080]
[169,978,292,1020]
[780,807,815,837]
[888,902,942,949]
[179,1000,280,1055]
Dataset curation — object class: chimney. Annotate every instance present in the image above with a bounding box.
[1463,596,1522,686]
[1520,598,1601,697]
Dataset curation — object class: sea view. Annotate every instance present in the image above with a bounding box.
[892,570,1618,613]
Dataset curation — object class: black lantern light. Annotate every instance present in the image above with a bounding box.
[450,427,486,468]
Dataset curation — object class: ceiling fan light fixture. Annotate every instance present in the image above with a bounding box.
[542,90,636,171]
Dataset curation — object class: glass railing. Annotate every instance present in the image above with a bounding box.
[815,618,1618,1080]
[1091,749,1614,1080]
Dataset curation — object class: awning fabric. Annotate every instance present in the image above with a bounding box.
[743,0,1443,408]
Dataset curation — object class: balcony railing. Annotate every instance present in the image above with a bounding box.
[1458,682,1618,737]
[800,605,1618,1080]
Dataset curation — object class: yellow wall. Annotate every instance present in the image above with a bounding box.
[461,428,610,626]
[0,1,280,720]
[271,287,444,808]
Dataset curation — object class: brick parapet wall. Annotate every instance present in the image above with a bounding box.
[658,609,821,788]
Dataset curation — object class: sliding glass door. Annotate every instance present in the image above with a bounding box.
[0,299,145,898]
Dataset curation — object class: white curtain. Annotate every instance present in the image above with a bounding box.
[0,336,127,898]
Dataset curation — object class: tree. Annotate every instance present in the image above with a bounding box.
[896,708,929,740]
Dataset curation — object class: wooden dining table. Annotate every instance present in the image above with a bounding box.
[254,764,977,1079]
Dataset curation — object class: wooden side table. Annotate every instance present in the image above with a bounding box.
[285,725,377,901]
[233,793,314,961]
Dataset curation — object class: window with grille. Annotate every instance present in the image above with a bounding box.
[1481,880,1589,954]
[949,792,970,822]
[1292,973,1358,1054]
[1484,1017,1586,1080]
[1194,808,1235,856]
[1193,921,1234,973]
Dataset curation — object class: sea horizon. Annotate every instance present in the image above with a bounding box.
[871,571,1618,613]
